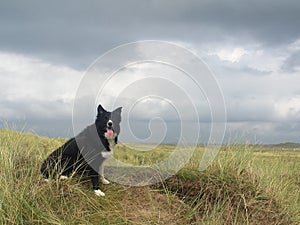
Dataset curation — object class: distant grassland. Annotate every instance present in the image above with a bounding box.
[0,129,299,224]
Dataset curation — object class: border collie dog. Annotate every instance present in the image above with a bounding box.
[41,105,122,196]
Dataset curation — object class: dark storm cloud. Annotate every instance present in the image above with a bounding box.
[1,0,300,69]
[1,0,300,143]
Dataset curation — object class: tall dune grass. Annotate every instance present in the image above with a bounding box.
[0,129,299,224]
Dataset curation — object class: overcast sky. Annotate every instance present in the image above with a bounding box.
[0,0,300,144]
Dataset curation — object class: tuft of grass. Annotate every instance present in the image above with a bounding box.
[154,168,290,224]
[153,144,299,224]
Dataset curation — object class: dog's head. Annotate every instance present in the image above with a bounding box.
[96,105,122,142]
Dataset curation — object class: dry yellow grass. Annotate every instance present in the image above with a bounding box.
[0,129,299,224]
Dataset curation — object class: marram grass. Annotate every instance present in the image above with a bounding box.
[0,129,299,224]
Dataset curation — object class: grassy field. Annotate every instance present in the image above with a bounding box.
[0,129,299,224]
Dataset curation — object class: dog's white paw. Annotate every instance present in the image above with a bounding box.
[101,178,110,185]
[59,175,68,180]
[94,189,105,197]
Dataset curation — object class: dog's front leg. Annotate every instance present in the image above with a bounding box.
[89,170,105,196]
[100,163,110,185]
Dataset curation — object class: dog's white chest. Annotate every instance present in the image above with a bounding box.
[101,139,115,158]
[101,151,113,158]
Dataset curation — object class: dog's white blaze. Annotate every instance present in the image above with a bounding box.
[94,189,105,196]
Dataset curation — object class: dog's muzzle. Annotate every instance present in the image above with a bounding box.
[107,120,113,129]
[105,120,115,139]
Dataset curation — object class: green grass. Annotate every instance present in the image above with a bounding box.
[0,129,299,224]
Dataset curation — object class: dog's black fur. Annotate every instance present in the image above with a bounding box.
[40,104,122,192]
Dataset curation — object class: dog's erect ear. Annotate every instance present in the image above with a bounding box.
[113,107,122,114]
[112,107,122,122]
[97,105,106,114]
[113,107,122,116]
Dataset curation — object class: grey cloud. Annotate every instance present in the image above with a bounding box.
[222,122,300,144]
[0,98,72,122]
[1,0,300,144]
[0,98,74,138]
[226,97,275,122]
[1,0,300,69]
[2,118,73,138]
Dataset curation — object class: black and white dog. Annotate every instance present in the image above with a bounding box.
[41,104,122,196]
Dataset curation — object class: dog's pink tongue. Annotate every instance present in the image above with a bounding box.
[106,129,114,139]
